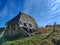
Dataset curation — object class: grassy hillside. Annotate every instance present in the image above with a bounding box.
[1,34,47,45]
[0,30,53,45]
[0,28,60,45]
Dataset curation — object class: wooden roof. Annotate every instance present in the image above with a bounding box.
[6,12,35,25]
[6,12,21,25]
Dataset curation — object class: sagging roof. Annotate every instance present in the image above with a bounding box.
[6,12,21,25]
[6,12,35,25]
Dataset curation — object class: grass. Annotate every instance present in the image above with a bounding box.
[1,34,48,45]
[0,28,60,45]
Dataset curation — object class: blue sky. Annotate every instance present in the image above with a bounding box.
[0,0,60,27]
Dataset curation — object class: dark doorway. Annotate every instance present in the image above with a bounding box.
[30,29,33,33]
[24,23,27,26]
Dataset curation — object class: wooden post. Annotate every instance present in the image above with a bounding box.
[53,22,56,32]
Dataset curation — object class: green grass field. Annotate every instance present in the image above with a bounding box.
[0,29,60,45]
[1,34,46,45]
[0,31,53,45]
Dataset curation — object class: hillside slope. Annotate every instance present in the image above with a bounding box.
[0,28,60,45]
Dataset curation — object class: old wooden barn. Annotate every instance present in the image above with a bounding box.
[4,12,38,37]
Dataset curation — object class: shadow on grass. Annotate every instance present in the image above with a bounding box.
[0,34,29,44]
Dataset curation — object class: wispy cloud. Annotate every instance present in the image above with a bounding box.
[23,0,41,13]
[50,1,60,15]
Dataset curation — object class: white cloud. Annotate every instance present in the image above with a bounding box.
[47,0,60,18]
[46,15,54,19]
[51,5,57,11]
[51,9,60,15]
[23,0,41,13]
